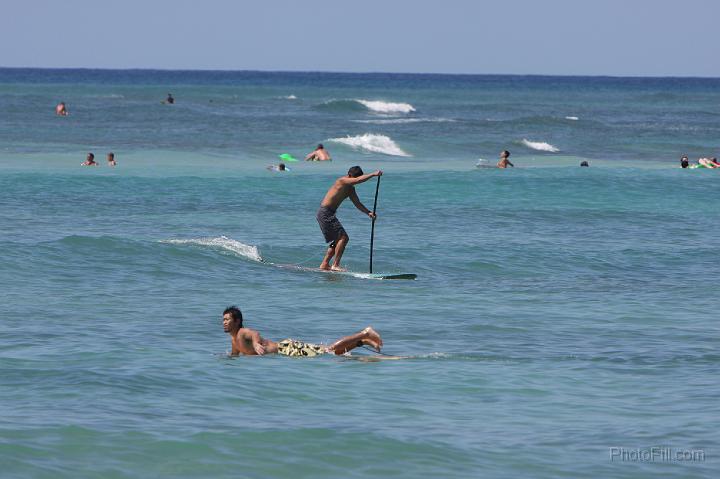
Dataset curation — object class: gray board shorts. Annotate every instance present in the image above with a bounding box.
[316,206,347,246]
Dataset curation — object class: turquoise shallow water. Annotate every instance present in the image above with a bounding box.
[1,70,719,478]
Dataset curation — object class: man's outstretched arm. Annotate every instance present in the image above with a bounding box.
[341,170,382,186]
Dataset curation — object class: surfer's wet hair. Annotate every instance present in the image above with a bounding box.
[348,166,364,178]
[223,306,243,327]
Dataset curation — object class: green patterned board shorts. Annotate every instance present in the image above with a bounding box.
[277,339,327,357]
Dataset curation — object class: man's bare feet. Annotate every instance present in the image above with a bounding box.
[363,327,383,351]
[319,264,331,271]
[330,265,347,272]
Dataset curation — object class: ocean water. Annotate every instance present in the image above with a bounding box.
[1,69,719,478]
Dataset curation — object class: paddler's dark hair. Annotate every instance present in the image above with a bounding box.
[223,306,243,327]
[348,166,364,178]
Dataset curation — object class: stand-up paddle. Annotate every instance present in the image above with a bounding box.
[360,174,416,280]
[369,176,380,274]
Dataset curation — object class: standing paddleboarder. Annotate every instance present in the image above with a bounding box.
[316,166,382,271]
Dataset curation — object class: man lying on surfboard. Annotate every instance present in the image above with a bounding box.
[317,166,382,271]
[222,306,383,357]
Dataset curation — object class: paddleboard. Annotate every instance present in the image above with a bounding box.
[274,263,416,280]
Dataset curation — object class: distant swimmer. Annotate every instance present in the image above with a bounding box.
[317,166,382,271]
[580,161,590,167]
[222,305,382,357]
[266,162,288,172]
[497,150,514,168]
[81,153,98,166]
[305,144,331,161]
[165,93,174,104]
[107,152,117,167]
[680,156,689,168]
[55,102,68,116]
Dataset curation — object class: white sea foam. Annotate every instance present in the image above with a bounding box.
[328,134,410,157]
[355,99,416,114]
[283,95,297,100]
[521,139,560,152]
[351,117,455,125]
[565,116,579,121]
[162,236,263,262]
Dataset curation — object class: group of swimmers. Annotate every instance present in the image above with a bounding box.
[57,92,173,118]
[491,150,590,168]
[81,152,116,167]
[267,144,332,172]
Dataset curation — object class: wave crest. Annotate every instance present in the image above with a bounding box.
[319,99,415,114]
[329,134,410,157]
[355,99,415,114]
[521,139,560,152]
[162,236,263,262]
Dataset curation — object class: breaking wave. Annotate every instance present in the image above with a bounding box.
[355,99,416,114]
[328,134,410,157]
[521,139,560,152]
[319,99,415,114]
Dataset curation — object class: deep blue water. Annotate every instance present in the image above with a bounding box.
[0,69,718,478]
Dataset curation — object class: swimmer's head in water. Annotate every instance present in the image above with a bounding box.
[107,152,114,159]
[580,161,589,167]
[501,150,510,158]
[279,163,286,170]
[348,166,364,178]
[223,305,243,329]
[317,144,324,150]
[87,153,94,160]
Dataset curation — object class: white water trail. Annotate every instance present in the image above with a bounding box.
[162,236,263,262]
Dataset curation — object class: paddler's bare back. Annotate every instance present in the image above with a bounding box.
[320,180,355,210]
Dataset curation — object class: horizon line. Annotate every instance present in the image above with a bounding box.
[1,66,719,80]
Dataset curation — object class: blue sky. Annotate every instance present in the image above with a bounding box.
[1,0,717,76]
